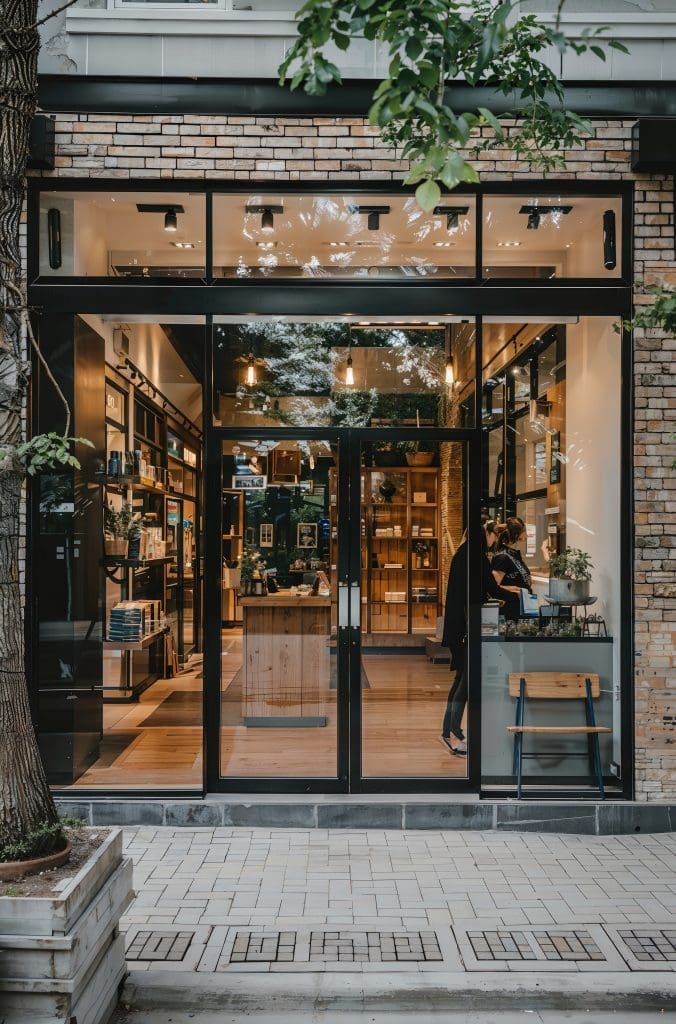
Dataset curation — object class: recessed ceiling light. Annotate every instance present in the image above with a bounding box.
[434,241,454,248]
[329,241,348,247]
[256,241,278,250]
[497,241,522,248]
[172,242,195,249]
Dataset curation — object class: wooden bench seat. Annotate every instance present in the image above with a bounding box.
[508,672,609,800]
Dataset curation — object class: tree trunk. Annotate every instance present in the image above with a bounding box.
[0,0,59,844]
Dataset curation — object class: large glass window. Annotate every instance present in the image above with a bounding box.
[38,191,206,278]
[213,193,476,279]
[481,316,622,795]
[483,195,623,279]
[213,316,476,428]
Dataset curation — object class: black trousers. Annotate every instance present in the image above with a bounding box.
[442,652,467,739]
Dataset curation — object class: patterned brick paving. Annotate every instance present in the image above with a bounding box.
[618,929,676,962]
[126,930,194,962]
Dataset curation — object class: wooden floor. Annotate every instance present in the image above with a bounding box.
[64,638,466,789]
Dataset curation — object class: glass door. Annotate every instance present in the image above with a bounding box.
[216,433,349,784]
[353,433,470,784]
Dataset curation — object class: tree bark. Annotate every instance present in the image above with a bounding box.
[0,0,58,844]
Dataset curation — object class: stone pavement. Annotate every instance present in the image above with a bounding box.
[116,826,676,1003]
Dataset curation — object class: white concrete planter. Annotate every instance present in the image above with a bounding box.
[0,828,133,1024]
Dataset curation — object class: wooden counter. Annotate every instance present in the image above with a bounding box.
[240,591,331,727]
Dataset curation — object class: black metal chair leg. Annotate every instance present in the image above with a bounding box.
[516,734,524,799]
[593,733,605,800]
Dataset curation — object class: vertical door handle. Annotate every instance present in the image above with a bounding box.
[338,581,349,628]
[350,582,361,630]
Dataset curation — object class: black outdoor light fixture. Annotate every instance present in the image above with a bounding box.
[47,207,61,269]
[603,209,617,270]
[246,204,284,234]
[434,205,470,231]
[350,204,391,231]
[520,204,573,230]
[136,203,185,233]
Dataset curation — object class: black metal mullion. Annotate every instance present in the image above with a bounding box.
[203,316,220,793]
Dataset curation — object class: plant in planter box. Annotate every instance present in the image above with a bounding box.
[549,547,593,603]
[104,501,134,557]
[371,440,411,467]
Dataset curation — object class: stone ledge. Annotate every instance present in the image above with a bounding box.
[54,797,675,835]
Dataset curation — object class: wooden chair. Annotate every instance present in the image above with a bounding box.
[507,672,611,800]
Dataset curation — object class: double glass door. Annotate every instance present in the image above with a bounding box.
[213,430,470,790]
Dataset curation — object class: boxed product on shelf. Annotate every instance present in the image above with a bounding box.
[384,591,406,604]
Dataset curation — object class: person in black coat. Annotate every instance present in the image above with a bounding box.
[440,526,514,755]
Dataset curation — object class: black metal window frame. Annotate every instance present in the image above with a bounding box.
[28,177,634,800]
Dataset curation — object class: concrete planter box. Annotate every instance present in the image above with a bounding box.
[0,828,133,1024]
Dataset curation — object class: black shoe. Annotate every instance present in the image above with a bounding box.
[439,735,467,757]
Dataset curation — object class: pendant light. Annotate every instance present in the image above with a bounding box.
[345,326,354,387]
[445,325,455,387]
[246,352,256,387]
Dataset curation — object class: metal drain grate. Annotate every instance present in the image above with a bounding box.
[467,930,537,961]
[532,930,605,962]
[618,929,676,962]
[309,930,442,963]
[230,931,296,963]
[127,930,194,962]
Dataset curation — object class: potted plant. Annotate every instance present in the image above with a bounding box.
[104,501,133,557]
[238,544,259,597]
[403,440,436,466]
[372,440,408,467]
[549,547,593,603]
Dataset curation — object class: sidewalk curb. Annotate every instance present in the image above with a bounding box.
[122,969,676,1012]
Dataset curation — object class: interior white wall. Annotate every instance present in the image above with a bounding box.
[565,315,622,757]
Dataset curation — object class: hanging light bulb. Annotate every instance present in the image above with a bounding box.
[246,352,256,387]
[309,454,315,470]
[445,355,455,387]
[345,353,354,388]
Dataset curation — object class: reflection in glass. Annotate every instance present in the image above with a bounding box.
[213,318,475,429]
[481,316,622,794]
[483,195,622,279]
[220,437,337,778]
[213,193,476,279]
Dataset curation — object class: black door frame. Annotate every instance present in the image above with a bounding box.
[203,424,477,794]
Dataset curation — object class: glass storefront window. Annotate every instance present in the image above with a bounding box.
[213,316,476,428]
[481,316,622,795]
[38,191,206,278]
[483,195,623,279]
[212,193,476,279]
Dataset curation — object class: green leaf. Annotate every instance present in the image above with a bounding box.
[478,106,504,141]
[590,45,606,61]
[608,39,630,54]
[415,179,442,212]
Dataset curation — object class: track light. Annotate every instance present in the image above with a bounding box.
[261,208,274,233]
[246,353,256,387]
[350,205,390,232]
[433,206,470,232]
[527,210,540,231]
[164,209,178,232]
[367,211,380,231]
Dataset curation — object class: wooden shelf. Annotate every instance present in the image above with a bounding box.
[97,475,166,495]
[103,626,169,651]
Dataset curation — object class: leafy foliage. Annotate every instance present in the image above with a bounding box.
[104,501,134,539]
[549,546,593,582]
[0,433,93,476]
[624,285,676,336]
[0,820,67,863]
[280,0,628,208]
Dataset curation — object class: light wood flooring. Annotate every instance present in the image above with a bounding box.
[63,638,466,789]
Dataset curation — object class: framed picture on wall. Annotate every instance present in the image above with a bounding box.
[549,431,561,485]
[271,447,301,483]
[232,475,267,490]
[297,523,318,549]
[259,523,274,548]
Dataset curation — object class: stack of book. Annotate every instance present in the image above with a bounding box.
[108,600,156,642]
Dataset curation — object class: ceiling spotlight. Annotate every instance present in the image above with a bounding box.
[527,210,540,231]
[433,206,469,232]
[350,205,390,232]
[367,211,380,231]
[164,209,178,232]
[345,353,354,387]
[246,353,256,387]
[520,204,572,230]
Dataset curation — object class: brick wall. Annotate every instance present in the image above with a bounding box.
[29,112,676,799]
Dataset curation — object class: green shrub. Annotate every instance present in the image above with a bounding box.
[0,821,69,863]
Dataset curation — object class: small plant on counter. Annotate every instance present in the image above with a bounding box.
[549,547,593,582]
[104,501,134,540]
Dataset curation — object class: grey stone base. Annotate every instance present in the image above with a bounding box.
[54,796,675,835]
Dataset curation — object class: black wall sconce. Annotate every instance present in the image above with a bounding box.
[47,207,61,269]
[603,210,616,270]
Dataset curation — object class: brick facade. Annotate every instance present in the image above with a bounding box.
[28,112,676,800]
